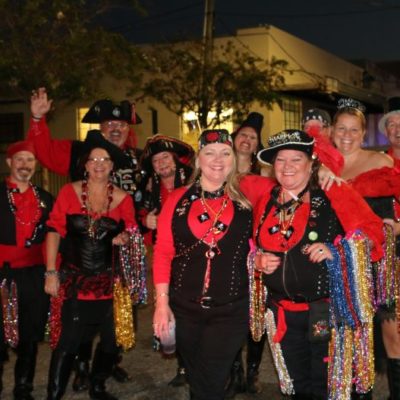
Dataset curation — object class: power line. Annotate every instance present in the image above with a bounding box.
[218,4,400,19]
[216,16,324,86]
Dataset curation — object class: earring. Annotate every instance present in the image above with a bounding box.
[83,170,89,180]
[109,170,115,182]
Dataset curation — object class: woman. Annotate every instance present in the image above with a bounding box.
[231,112,265,175]
[240,129,384,399]
[153,129,253,400]
[44,131,137,400]
[227,112,267,397]
[331,98,400,400]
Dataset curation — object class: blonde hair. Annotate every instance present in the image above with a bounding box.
[190,150,252,210]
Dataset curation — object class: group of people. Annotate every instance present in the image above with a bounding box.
[1,87,400,400]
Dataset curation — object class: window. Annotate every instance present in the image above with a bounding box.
[282,98,302,130]
[77,108,98,141]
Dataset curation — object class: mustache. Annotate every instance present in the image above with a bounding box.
[17,168,33,174]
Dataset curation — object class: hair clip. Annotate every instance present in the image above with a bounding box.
[337,98,366,113]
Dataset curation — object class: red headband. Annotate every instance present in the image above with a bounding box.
[6,141,36,158]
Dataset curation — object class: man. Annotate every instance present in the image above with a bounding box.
[302,107,332,138]
[302,107,344,177]
[379,97,400,160]
[28,88,143,390]
[378,97,400,400]
[139,134,194,386]
[0,141,53,400]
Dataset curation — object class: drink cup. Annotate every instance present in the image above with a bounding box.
[160,321,176,355]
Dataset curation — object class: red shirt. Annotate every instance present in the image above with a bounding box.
[27,117,72,176]
[0,179,44,268]
[153,185,235,285]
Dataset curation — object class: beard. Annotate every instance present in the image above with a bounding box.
[15,168,34,182]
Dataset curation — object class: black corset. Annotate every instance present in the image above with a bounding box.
[61,214,124,275]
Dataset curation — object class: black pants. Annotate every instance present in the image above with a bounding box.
[171,297,249,400]
[271,304,329,398]
[56,299,118,355]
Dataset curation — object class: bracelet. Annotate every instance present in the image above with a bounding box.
[44,270,59,277]
[154,292,169,300]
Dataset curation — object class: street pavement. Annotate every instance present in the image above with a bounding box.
[1,299,390,399]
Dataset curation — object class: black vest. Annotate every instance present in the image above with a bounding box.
[0,181,53,247]
[257,188,344,302]
[170,185,252,302]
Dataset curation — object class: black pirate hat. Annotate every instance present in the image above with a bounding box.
[232,112,264,151]
[140,134,194,173]
[82,130,131,170]
[82,99,142,125]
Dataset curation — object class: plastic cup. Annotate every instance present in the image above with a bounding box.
[160,321,176,355]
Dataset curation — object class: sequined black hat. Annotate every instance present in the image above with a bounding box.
[257,129,314,165]
[82,99,142,124]
[302,108,331,127]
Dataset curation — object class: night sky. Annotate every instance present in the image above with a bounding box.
[102,0,400,62]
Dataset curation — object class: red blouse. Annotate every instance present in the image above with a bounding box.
[153,186,235,285]
[47,183,136,237]
[240,175,384,261]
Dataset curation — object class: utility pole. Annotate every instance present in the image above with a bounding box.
[203,0,215,66]
[199,0,215,128]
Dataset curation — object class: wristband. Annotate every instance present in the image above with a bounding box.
[154,292,169,300]
[44,270,59,277]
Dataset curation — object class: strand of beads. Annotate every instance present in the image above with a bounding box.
[265,308,294,396]
[247,247,266,342]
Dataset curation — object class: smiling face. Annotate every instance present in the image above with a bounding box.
[331,113,365,156]
[234,127,259,156]
[85,148,114,181]
[100,120,129,149]
[273,149,312,192]
[197,143,235,190]
[7,151,36,184]
[385,113,400,150]
[151,151,176,179]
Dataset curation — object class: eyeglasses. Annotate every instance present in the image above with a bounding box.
[103,121,129,129]
[87,157,111,163]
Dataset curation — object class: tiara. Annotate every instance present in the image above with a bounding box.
[337,98,366,113]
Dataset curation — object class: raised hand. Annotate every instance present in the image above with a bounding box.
[31,87,53,118]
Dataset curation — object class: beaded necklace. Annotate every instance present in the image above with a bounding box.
[267,185,308,240]
[199,187,229,295]
[6,182,43,247]
[174,182,230,296]
[81,178,114,239]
